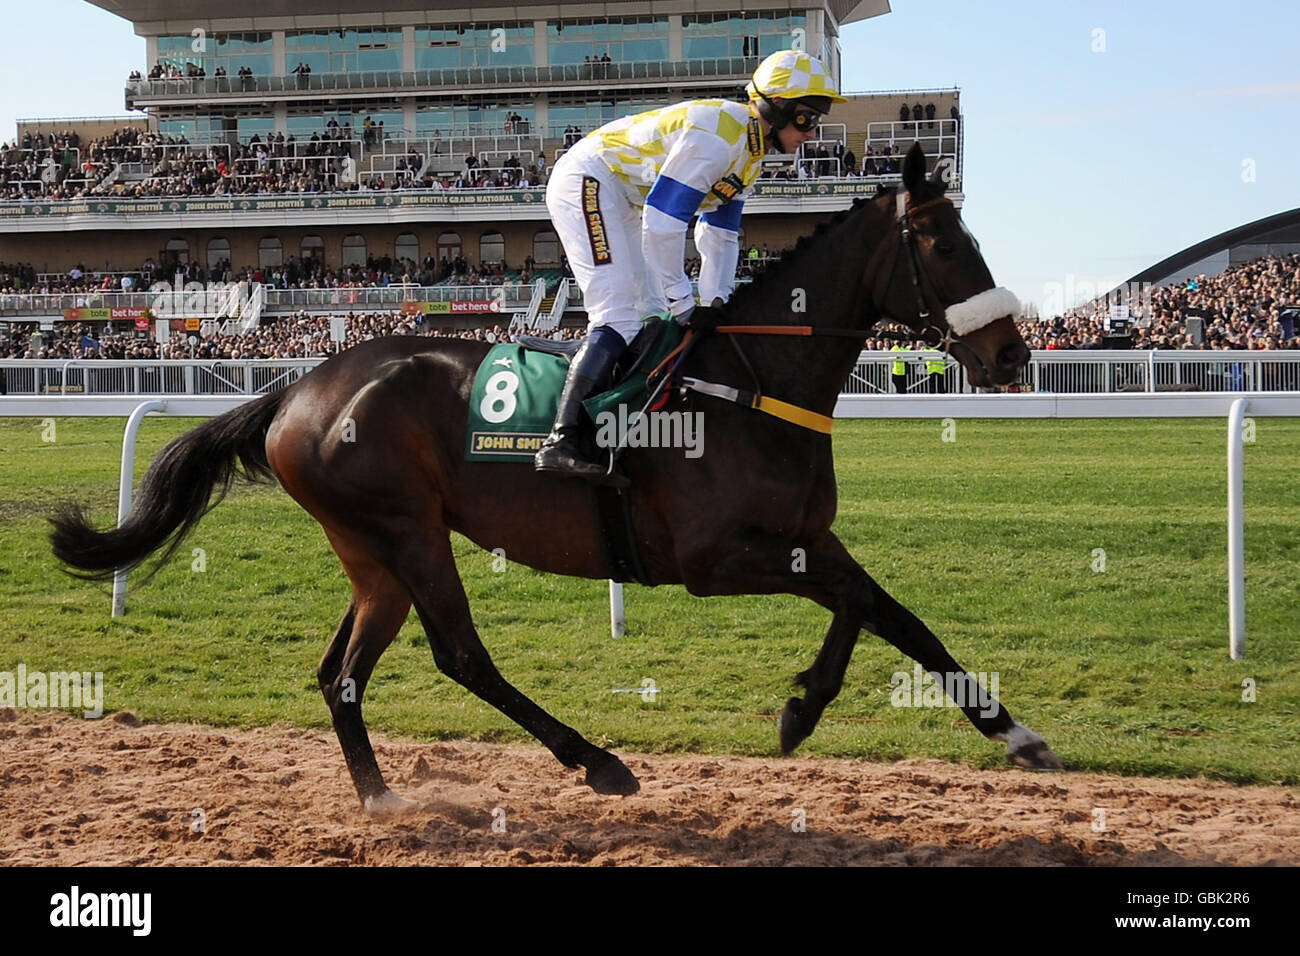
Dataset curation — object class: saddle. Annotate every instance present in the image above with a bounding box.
[517,318,669,392]
[514,319,681,587]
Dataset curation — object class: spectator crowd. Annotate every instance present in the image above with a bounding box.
[0,311,583,362]
[1020,254,1300,351]
[4,254,1297,370]
[7,251,1297,357]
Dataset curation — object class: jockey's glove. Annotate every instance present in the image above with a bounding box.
[683,302,726,335]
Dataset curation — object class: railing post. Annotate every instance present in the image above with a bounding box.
[112,400,166,617]
[1227,397,1247,660]
[1147,350,1156,392]
[609,581,625,639]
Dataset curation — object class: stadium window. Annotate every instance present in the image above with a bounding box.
[479,230,505,264]
[533,230,560,265]
[437,231,462,260]
[395,233,420,266]
[206,238,231,270]
[164,238,190,267]
[258,236,283,268]
[342,234,367,266]
[301,235,324,261]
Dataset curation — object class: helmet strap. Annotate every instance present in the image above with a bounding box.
[754,91,795,132]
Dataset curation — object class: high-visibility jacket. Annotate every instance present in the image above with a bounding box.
[923,348,946,375]
[891,344,908,376]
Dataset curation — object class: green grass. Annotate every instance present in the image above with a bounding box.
[1,416,1297,784]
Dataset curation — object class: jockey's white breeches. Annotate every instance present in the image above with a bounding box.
[545,147,655,345]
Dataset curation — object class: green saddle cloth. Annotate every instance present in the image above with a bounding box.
[464,315,684,463]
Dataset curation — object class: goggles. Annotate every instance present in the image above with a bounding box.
[790,108,822,132]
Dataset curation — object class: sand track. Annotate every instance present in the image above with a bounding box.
[0,710,1295,866]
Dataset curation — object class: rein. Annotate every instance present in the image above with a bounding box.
[668,193,954,435]
[655,191,1017,437]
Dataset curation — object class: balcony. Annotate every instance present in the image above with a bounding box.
[125,58,761,108]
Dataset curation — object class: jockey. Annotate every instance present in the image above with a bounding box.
[535,49,846,484]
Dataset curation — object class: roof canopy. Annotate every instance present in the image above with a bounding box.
[87,0,890,33]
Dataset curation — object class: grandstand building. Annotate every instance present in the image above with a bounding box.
[1,0,965,335]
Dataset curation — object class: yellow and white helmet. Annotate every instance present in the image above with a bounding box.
[746,49,847,108]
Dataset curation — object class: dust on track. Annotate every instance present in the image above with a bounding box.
[1,709,1295,866]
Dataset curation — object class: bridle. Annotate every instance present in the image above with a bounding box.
[889,191,957,350]
[642,189,1022,439]
[711,189,1018,350]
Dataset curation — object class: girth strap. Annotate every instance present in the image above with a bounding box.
[680,376,834,435]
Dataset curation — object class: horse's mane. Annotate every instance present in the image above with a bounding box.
[725,189,895,314]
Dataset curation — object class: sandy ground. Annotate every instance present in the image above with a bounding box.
[0,708,1296,866]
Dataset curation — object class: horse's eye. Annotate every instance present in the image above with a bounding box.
[935,240,955,257]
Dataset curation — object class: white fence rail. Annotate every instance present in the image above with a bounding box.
[0,359,318,396]
[5,351,1300,397]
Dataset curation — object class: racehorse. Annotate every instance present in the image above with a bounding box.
[51,144,1061,815]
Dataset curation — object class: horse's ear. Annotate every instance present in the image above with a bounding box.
[902,142,927,192]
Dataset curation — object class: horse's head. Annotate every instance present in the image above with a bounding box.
[872,143,1029,387]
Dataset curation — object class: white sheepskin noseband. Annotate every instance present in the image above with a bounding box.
[942,287,1021,336]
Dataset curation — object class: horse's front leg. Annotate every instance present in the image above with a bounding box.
[682,531,1061,770]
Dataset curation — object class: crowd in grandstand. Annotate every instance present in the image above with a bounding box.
[0,247,556,299]
[0,312,584,361]
[5,119,915,200]
[5,254,1296,364]
[1020,254,1299,351]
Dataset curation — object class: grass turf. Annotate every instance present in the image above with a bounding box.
[0,415,1297,784]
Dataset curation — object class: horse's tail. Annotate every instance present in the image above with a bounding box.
[50,390,287,581]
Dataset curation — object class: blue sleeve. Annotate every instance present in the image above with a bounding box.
[700,199,744,233]
[646,175,706,223]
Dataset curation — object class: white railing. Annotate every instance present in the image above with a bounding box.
[214,281,243,321]
[534,277,569,333]
[843,349,1300,395]
[0,284,536,316]
[0,359,318,396]
[241,283,266,331]
[863,118,960,181]
[5,351,1300,397]
[523,277,547,328]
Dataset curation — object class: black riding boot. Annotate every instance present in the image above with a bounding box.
[534,327,628,486]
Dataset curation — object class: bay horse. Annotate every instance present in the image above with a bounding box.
[51,144,1061,815]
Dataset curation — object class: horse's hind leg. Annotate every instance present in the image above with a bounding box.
[318,539,414,814]
[396,530,640,796]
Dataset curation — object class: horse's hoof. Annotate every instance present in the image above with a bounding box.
[778,697,810,756]
[585,754,640,795]
[999,723,1064,772]
[363,789,417,817]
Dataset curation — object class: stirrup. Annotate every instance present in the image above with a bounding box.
[535,444,629,489]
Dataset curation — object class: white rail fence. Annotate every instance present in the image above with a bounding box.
[5,351,1300,397]
[3,391,1296,653]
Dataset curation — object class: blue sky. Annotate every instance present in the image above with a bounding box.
[1,0,1296,313]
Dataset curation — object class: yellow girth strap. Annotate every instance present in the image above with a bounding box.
[752,395,835,434]
[680,376,834,435]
